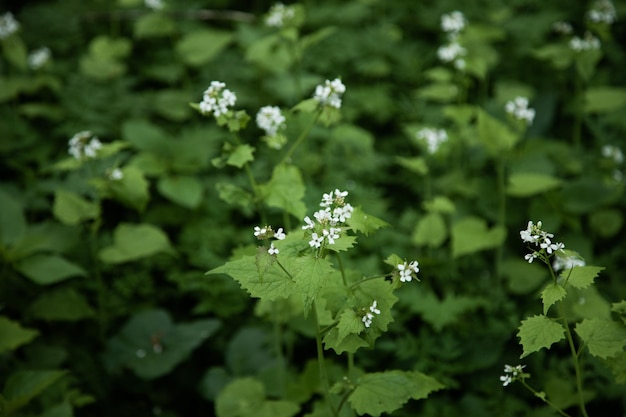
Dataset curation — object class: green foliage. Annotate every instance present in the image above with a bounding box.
[518,315,565,358]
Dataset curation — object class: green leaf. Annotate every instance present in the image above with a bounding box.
[0,317,39,354]
[134,12,176,38]
[518,315,566,358]
[292,255,335,314]
[105,309,220,379]
[215,377,300,417]
[157,175,204,209]
[575,319,626,359]
[589,209,623,238]
[405,290,487,332]
[153,89,192,121]
[507,173,562,197]
[99,223,175,264]
[16,254,86,285]
[216,182,254,212]
[417,82,458,103]
[53,190,100,225]
[477,109,519,155]
[262,164,307,219]
[396,156,428,175]
[79,36,131,79]
[0,189,26,247]
[346,206,389,236]
[2,36,28,70]
[3,370,66,414]
[207,255,296,302]
[541,284,567,315]
[349,371,444,416]
[423,196,456,213]
[451,217,506,258]
[122,119,171,154]
[227,144,255,168]
[584,87,626,113]
[106,166,150,211]
[412,212,447,248]
[176,29,233,67]
[39,402,73,417]
[562,266,604,289]
[29,287,95,321]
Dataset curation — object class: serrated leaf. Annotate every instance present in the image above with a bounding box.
[541,284,567,315]
[215,377,299,417]
[326,234,357,252]
[207,255,296,302]
[336,309,365,340]
[349,371,444,416]
[346,206,389,236]
[99,223,175,264]
[262,164,307,219]
[292,256,335,314]
[53,190,100,225]
[3,370,67,414]
[0,317,39,354]
[507,173,562,197]
[562,266,604,289]
[575,319,626,359]
[518,315,566,358]
[227,144,255,168]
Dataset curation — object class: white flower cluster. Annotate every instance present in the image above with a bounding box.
[587,0,616,24]
[68,131,102,160]
[313,78,346,109]
[569,32,601,51]
[437,11,467,70]
[254,225,286,256]
[0,12,19,39]
[256,106,286,137]
[552,21,574,35]
[108,168,123,181]
[199,81,237,118]
[145,0,165,10]
[397,261,419,282]
[500,364,526,387]
[265,2,296,28]
[28,47,51,70]
[601,145,624,164]
[505,97,535,125]
[302,189,353,249]
[416,128,448,154]
[552,251,585,272]
[520,221,565,263]
[362,300,381,328]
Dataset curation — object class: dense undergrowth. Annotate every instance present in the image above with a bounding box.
[1,1,626,416]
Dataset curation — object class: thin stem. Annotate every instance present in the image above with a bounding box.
[336,387,356,416]
[349,275,388,291]
[313,300,338,417]
[335,253,348,287]
[519,380,572,417]
[279,110,321,165]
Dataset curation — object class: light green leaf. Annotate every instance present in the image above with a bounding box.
[122,119,171,154]
[349,371,444,416]
[518,315,566,358]
[29,288,95,321]
[541,284,567,315]
[157,175,203,209]
[292,255,335,314]
[451,217,506,258]
[53,190,100,225]
[417,82,458,103]
[215,377,299,417]
[326,234,357,252]
[405,289,487,332]
[477,109,518,155]
[3,370,66,415]
[584,87,626,113]
[99,223,175,264]
[227,144,255,168]
[346,206,389,236]
[153,89,192,121]
[423,196,456,213]
[562,266,604,289]
[16,254,86,285]
[134,12,176,38]
[0,317,39,354]
[262,164,307,219]
[176,29,233,67]
[336,309,365,341]
[216,182,254,211]
[507,173,562,197]
[104,309,220,379]
[575,319,626,359]
[106,165,150,211]
[396,156,428,175]
[412,212,447,248]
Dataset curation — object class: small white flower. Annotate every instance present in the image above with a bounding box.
[437,42,466,63]
[552,252,585,272]
[68,131,102,160]
[0,12,19,39]
[254,226,268,238]
[268,242,279,255]
[500,364,526,387]
[302,216,315,230]
[602,145,624,164]
[313,78,346,109]
[441,11,466,34]
[145,0,165,10]
[109,168,123,181]
[416,128,448,154]
[314,209,332,224]
[309,232,324,248]
[552,21,573,35]
[586,0,616,24]
[362,300,381,328]
[505,97,535,125]
[256,106,286,137]
[570,32,601,51]
[524,253,537,263]
[274,227,286,240]
[322,227,340,245]
[199,81,237,118]
[397,261,419,282]
[265,2,296,28]
[28,47,51,70]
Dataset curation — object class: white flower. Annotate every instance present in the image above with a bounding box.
[256,105,286,137]
[586,0,616,24]
[524,253,537,263]
[28,47,51,70]
[0,12,19,39]
[362,300,381,328]
[274,228,286,240]
[570,32,601,51]
[199,81,237,118]
[254,226,268,238]
[313,78,346,109]
[68,131,102,160]
[505,97,535,125]
[109,168,123,181]
[552,252,585,272]
[437,42,466,63]
[322,228,340,244]
[552,21,573,35]
[309,232,324,248]
[416,128,448,154]
[500,364,526,387]
[145,0,165,10]
[268,242,279,255]
[521,221,564,260]
[302,216,315,230]
[441,11,466,35]
[602,145,624,164]
[397,261,419,282]
[265,2,296,27]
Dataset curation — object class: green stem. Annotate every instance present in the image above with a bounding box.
[349,275,388,291]
[335,253,347,287]
[519,380,572,417]
[279,110,321,165]
[313,300,338,417]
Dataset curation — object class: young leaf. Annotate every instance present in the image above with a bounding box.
[348,370,444,416]
[507,173,562,197]
[346,206,389,236]
[262,164,307,220]
[292,255,335,314]
[575,319,626,359]
[0,317,39,354]
[99,223,175,264]
[226,144,255,168]
[53,190,100,226]
[541,284,567,315]
[412,212,447,248]
[451,217,506,258]
[562,266,604,289]
[518,315,566,358]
